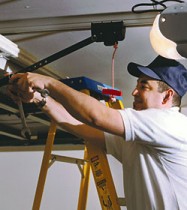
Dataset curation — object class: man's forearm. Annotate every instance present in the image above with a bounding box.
[38,95,106,149]
[45,78,108,127]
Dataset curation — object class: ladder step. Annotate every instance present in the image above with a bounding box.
[50,154,87,165]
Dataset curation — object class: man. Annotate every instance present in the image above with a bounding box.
[8,55,187,210]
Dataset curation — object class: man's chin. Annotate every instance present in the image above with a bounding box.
[133,102,144,110]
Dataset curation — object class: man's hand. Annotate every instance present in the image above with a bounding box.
[7,72,51,103]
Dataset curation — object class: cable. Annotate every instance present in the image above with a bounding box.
[132,0,184,13]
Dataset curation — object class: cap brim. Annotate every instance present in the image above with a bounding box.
[127,62,161,80]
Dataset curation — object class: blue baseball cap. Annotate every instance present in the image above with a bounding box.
[127,55,187,97]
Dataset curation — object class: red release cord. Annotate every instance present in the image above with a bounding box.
[112,42,118,89]
[102,43,122,98]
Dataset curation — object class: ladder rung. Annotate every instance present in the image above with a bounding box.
[51,154,87,165]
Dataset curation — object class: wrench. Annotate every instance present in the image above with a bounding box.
[35,88,49,98]
[16,89,49,139]
[17,99,32,140]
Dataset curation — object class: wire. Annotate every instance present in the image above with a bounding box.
[132,0,184,13]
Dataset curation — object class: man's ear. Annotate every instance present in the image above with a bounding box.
[162,89,174,104]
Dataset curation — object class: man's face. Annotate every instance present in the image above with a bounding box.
[132,75,165,110]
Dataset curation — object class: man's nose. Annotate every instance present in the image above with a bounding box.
[132,88,138,96]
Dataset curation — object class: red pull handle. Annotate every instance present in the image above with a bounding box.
[102,89,122,96]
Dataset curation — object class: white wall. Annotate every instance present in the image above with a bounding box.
[0,150,126,210]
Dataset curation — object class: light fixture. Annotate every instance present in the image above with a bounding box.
[150,2,187,60]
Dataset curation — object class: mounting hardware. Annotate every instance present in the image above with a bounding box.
[91,21,126,46]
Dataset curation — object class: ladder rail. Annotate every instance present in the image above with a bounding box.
[32,121,57,210]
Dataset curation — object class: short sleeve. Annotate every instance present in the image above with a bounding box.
[104,132,124,162]
[117,108,187,150]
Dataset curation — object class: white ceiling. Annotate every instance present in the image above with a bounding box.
[0,0,139,19]
[0,0,186,109]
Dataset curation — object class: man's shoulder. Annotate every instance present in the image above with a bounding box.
[119,107,185,121]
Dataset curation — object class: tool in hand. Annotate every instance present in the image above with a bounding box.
[35,88,50,98]
[16,88,49,139]
[17,98,32,140]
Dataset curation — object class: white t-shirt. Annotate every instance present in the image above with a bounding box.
[105,107,187,210]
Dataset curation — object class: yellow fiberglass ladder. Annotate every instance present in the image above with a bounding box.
[32,76,125,210]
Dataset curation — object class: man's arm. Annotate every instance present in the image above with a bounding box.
[39,94,106,150]
[9,72,125,138]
